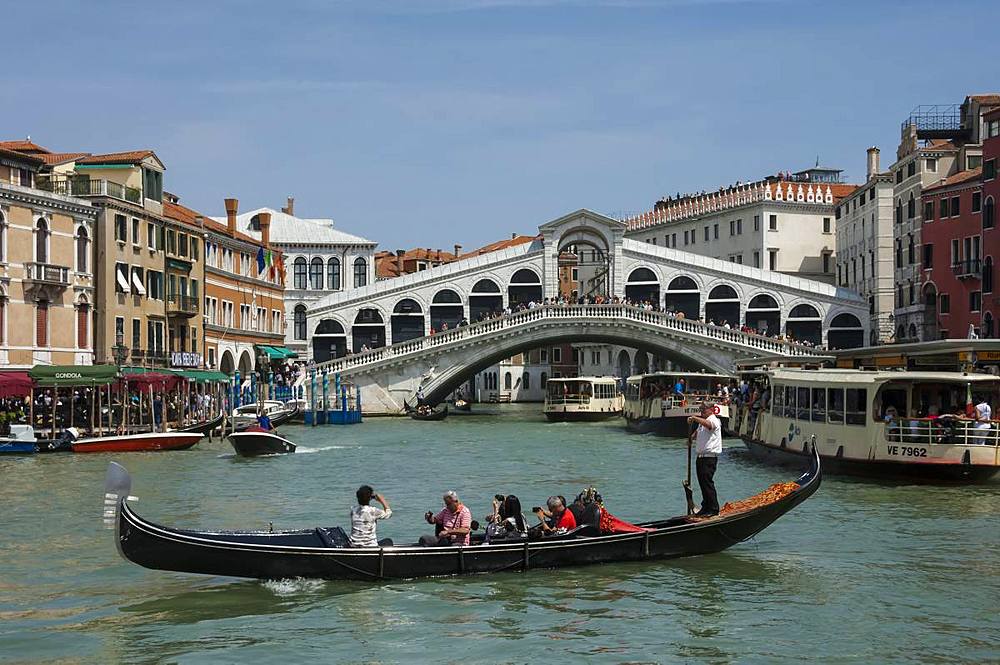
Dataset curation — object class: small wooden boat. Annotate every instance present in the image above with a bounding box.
[228,430,297,456]
[409,406,448,421]
[72,431,203,453]
[106,448,821,581]
[173,412,226,436]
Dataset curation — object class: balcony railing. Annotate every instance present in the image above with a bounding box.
[25,262,70,286]
[166,294,199,316]
[38,177,141,204]
[952,259,982,279]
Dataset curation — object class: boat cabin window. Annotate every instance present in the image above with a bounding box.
[626,382,640,400]
[771,384,783,415]
[796,387,810,420]
[811,388,826,422]
[845,388,867,425]
[827,389,845,424]
[879,388,907,419]
[784,386,795,419]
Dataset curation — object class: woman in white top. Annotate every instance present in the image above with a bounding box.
[349,485,392,547]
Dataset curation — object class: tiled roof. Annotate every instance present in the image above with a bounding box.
[0,140,50,154]
[76,150,157,166]
[375,247,459,278]
[923,167,983,193]
[212,207,375,246]
[0,147,44,167]
[968,94,1000,105]
[922,139,959,153]
[165,198,271,248]
[460,235,538,258]
[37,152,89,166]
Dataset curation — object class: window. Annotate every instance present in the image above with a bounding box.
[190,237,199,261]
[713,224,719,240]
[940,197,950,219]
[907,234,914,264]
[811,388,826,422]
[143,168,163,202]
[984,257,994,294]
[729,220,736,236]
[0,212,5,262]
[769,214,777,231]
[985,158,996,181]
[115,317,125,346]
[704,226,709,241]
[986,197,996,230]
[923,243,934,269]
[309,257,324,289]
[907,194,915,219]
[940,294,950,314]
[114,214,127,242]
[293,257,307,289]
[504,372,512,390]
[353,257,368,287]
[823,217,831,233]
[178,233,188,257]
[671,233,677,247]
[736,219,742,235]
[76,303,88,349]
[132,318,141,351]
[35,301,48,347]
[924,201,934,221]
[822,253,830,273]
[971,291,982,312]
[76,227,89,272]
[968,155,982,170]
[131,218,140,245]
[926,158,937,173]
[753,251,760,268]
[768,249,777,271]
[951,196,960,217]
[845,388,867,425]
[896,240,903,268]
[552,347,562,363]
[147,222,156,249]
[972,192,982,213]
[523,372,530,391]
[895,201,902,224]
[327,258,341,290]
[895,169,903,184]
[115,262,129,293]
[754,215,760,231]
[907,161,916,178]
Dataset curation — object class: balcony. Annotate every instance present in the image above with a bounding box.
[166,294,199,317]
[39,177,142,205]
[952,259,982,279]
[24,262,70,287]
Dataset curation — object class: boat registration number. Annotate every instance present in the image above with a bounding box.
[887,445,927,457]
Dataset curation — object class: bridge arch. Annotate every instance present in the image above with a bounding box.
[625,266,660,304]
[508,268,542,307]
[827,312,865,349]
[431,288,465,331]
[391,298,425,343]
[616,348,632,378]
[705,283,740,326]
[352,307,386,352]
[785,303,822,346]
[313,318,347,362]
[745,293,781,335]
[469,277,503,321]
[664,275,700,319]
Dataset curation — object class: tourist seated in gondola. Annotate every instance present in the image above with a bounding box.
[569,488,602,531]
[534,496,576,535]
[421,490,472,546]
[349,485,393,548]
[483,494,527,543]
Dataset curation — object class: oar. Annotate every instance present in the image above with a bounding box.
[683,425,696,515]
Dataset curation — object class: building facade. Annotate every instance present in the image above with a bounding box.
[0,145,96,368]
[983,108,1000,336]
[202,199,287,376]
[216,200,375,362]
[835,147,896,344]
[162,195,207,369]
[625,169,856,284]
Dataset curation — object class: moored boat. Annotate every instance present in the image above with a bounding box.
[106,449,821,581]
[624,372,734,436]
[544,376,623,422]
[0,425,39,454]
[71,431,203,453]
[228,430,297,456]
[730,366,1000,482]
[172,412,226,436]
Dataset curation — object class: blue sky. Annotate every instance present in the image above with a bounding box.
[5,0,998,250]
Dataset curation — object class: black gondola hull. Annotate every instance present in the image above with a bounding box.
[174,413,226,436]
[114,451,820,581]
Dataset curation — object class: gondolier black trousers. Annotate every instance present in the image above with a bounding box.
[696,456,720,515]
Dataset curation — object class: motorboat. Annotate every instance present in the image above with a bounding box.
[71,431,203,453]
[228,429,297,456]
[105,449,820,580]
[0,425,38,454]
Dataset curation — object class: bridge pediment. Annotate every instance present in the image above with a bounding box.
[537,209,626,235]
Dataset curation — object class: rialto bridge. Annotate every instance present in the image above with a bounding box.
[306,210,867,413]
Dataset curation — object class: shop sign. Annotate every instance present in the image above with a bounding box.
[171,352,202,368]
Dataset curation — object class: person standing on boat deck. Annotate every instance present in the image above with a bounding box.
[349,485,392,547]
[422,491,472,546]
[688,402,722,517]
[974,396,993,444]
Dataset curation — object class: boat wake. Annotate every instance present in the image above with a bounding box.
[295,445,355,454]
[261,578,327,596]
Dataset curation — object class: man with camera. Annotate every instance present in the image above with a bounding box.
[422,490,472,546]
[687,401,723,517]
[534,495,577,534]
[349,485,392,548]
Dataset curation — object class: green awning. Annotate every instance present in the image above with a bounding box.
[255,345,297,360]
[30,364,120,386]
[276,347,298,359]
[175,370,230,383]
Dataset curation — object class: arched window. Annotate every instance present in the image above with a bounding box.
[36,218,49,264]
[293,304,307,340]
[293,257,307,290]
[354,257,368,287]
[309,257,324,290]
[986,197,996,230]
[907,193,915,219]
[76,227,89,273]
[984,256,994,294]
[327,257,341,290]
[504,372,512,390]
[509,269,540,284]
[522,372,530,390]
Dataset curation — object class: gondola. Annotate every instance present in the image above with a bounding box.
[227,430,297,456]
[453,400,471,412]
[106,447,821,581]
[172,412,226,436]
[409,406,448,421]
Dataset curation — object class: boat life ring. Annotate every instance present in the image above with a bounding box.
[713,405,721,415]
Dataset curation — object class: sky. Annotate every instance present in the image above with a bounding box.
[4,0,999,251]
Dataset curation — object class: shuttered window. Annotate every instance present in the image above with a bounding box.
[77,306,89,348]
[36,302,48,347]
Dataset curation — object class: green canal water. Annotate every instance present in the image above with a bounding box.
[1,405,998,664]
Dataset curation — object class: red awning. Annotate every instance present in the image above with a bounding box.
[117,372,182,392]
[0,371,33,398]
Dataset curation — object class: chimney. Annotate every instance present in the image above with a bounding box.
[866,146,880,180]
[436,249,442,262]
[258,211,272,248]
[453,244,462,258]
[282,196,295,216]
[224,198,238,237]
[511,232,517,240]
[395,249,405,275]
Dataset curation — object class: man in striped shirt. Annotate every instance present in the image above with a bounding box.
[422,490,472,546]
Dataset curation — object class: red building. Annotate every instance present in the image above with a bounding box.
[920,168,984,339]
[982,107,1000,335]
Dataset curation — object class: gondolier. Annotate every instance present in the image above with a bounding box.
[688,402,722,517]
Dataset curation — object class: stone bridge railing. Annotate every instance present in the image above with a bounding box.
[311,304,822,375]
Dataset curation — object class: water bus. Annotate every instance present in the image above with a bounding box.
[729,367,1000,482]
[544,377,624,422]
[623,372,734,436]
